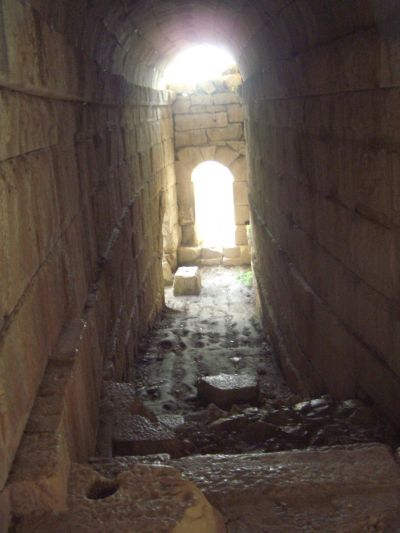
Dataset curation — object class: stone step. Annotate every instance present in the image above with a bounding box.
[98,382,184,458]
[14,461,226,532]
[171,444,400,532]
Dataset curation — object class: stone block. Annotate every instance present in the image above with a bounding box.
[235,225,248,246]
[171,445,400,532]
[173,97,191,114]
[231,156,247,181]
[222,257,244,267]
[215,145,239,167]
[223,246,241,258]
[176,146,203,166]
[162,260,173,286]
[191,94,213,105]
[177,180,194,206]
[179,205,195,225]
[206,105,226,113]
[175,113,228,131]
[200,145,217,160]
[227,104,245,122]
[240,245,251,264]
[207,124,243,142]
[181,225,197,246]
[235,205,250,225]
[175,129,208,147]
[173,266,202,296]
[197,374,259,407]
[190,105,207,113]
[202,247,223,259]
[199,80,217,94]
[213,92,241,105]
[178,246,201,265]
[15,462,226,533]
[112,412,181,457]
[201,258,222,266]
[233,181,249,205]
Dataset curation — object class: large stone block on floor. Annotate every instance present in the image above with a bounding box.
[112,413,181,457]
[197,374,259,407]
[171,445,400,532]
[15,462,226,533]
[173,266,202,296]
[99,382,183,459]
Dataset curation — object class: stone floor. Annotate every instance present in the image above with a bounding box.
[11,267,400,532]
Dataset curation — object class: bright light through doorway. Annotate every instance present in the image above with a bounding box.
[164,44,236,86]
[192,161,235,247]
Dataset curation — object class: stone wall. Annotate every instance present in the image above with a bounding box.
[172,83,250,267]
[0,0,177,500]
[245,8,400,426]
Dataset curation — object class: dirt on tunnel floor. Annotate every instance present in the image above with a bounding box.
[121,266,397,457]
[134,266,291,414]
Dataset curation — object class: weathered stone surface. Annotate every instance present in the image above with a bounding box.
[173,266,202,296]
[175,129,207,147]
[197,374,259,407]
[178,246,201,265]
[215,145,239,167]
[173,97,191,114]
[207,123,243,142]
[222,256,246,267]
[240,245,251,264]
[181,224,197,246]
[227,104,244,122]
[201,247,222,260]
[233,181,248,205]
[172,445,400,532]
[200,258,222,266]
[112,412,181,457]
[175,113,228,131]
[234,204,250,225]
[213,92,240,105]
[162,259,173,286]
[223,246,240,259]
[235,225,248,245]
[98,382,183,458]
[15,462,226,533]
[199,80,216,94]
[0,488,11,533]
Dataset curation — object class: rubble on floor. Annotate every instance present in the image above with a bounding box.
[176,395,397,456]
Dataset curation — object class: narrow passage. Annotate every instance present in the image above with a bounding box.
[97,266,396,459]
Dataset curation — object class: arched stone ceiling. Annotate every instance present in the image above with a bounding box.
[29,0,398,88]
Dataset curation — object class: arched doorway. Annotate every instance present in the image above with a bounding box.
[191,161,235,247]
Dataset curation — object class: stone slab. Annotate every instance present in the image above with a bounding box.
[99,382,182,458]
[173,266,202,296]
[15,462,226,533]
[172,445,400,532]
[178,246,201,265]
[197,374,259,407]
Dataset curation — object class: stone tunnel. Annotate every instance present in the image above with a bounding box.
[1,0,400,530]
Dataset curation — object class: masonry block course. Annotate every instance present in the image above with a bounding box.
[172,85,249,254]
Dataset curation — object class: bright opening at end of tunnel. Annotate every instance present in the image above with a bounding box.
[164,44,236,86]
[192,161,235,248]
